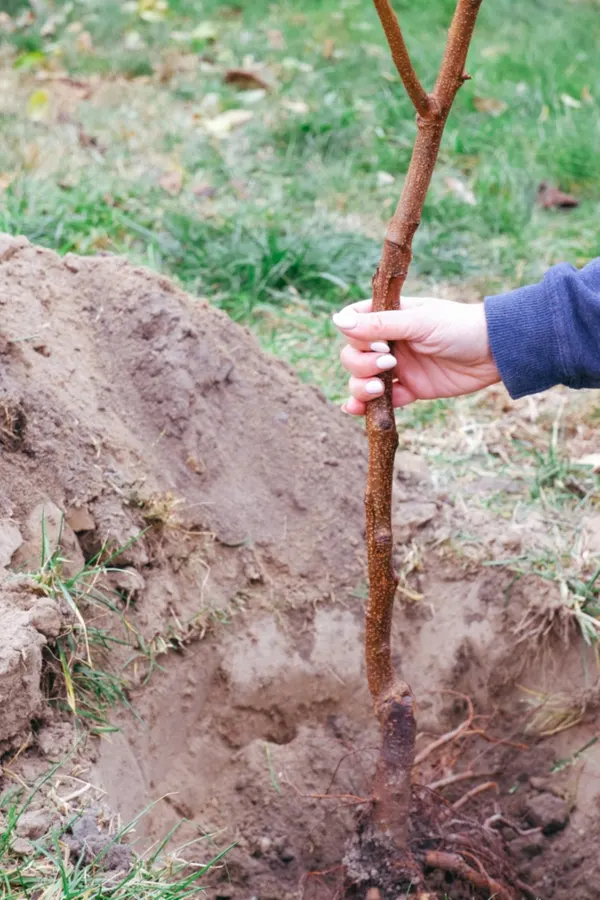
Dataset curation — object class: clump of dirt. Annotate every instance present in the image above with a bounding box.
[1,233,600,899]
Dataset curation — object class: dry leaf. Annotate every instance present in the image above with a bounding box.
[193,183,216,198]
[445,176,476,206]
[267,29,285,50]
[223,69,270,91]
[480,44,510,59]
[40,17,58,37]
[158,169,183,195]
[0,12,14,33]
[473,96,507,116]
[575,454,600,471]
[582,85,594,105]
[124,30,146,50]
[560,93,581,109]
[203,109,254,136]
[23,142,40,170]
[281,57,313,73]
[75,31,94,53]
[538,104,550,123]
[137,0,169,22]
[537,181,578,210]
[191,21,218,41]
[26,89,50,121]
[198,92,221,115]
[323,38,335,59]
[14,9,35,28]
[376,171,395,187]
[281,98,309,115]
[231,179,248,199]
[0,174,14,191]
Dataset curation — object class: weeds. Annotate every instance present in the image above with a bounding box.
[26,523,143,733]
[0,765,227,899]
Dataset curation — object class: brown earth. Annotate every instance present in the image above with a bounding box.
[1,233,600,899]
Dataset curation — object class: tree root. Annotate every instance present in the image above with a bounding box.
[343,784,526,899]
[424,850,515,900]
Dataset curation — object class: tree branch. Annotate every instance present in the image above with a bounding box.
[372,0,430,118]
[435,0,484,112]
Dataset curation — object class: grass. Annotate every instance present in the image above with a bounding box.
[0,762,226,898]
[23,510,224,731]
[25,522,143,732]
[0,0,599,392]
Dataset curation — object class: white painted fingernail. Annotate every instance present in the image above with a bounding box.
[365,379,383,395]
[376,354,396,370]
[332,310,358,330]
[370,342,389,353]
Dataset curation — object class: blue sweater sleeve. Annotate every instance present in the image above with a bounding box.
[484,258,600,399]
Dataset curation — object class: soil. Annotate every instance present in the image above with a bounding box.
[1,233,600,899]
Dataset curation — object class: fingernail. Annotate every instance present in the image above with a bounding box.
[332,310,358,330]
[365,379,383,395]
[375,353,396,370]
[370,342,389,353]
[341,403,349,414]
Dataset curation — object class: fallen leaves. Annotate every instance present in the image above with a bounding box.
[26,89,50,121]
[190,21,219,41]
[473,96,508,117]
[0,12,14,33]
[267,29,286,50]
[203,108,254,137]
[376,171,395,187]
[281,98,309,115]
[158,169,184,195]
[192,183,217,199]
[136,0,169,22]
[575,454,600,472]
[537,181,578,210]
[445,176,476,206]
[323,38,335,59]
[560,93,581,110]
[223,69,270,91]
[75,30,94,54]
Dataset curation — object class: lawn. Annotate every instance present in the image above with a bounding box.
[0,0,599,392]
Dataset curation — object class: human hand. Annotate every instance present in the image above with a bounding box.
[332,297,500,415]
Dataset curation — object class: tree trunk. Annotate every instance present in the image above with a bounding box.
[365,0,484,842]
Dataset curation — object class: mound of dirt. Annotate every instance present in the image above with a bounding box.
[1,233,600,900]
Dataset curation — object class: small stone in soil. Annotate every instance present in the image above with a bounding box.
[15,808,50,839]
[278,846,295,863]
[524,793,569,834]
[258,836,271,855]
[11,837,35,855]
[509,831,545,859]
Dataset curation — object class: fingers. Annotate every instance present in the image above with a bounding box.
[333,306,425,344]
[343,396,367,416]
[335,298,433,349]
[343,381,416,416]
[340,344,396,378]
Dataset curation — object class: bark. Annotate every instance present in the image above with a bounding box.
[365,0,483,841]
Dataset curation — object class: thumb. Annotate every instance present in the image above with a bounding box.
[332,307,428,343]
